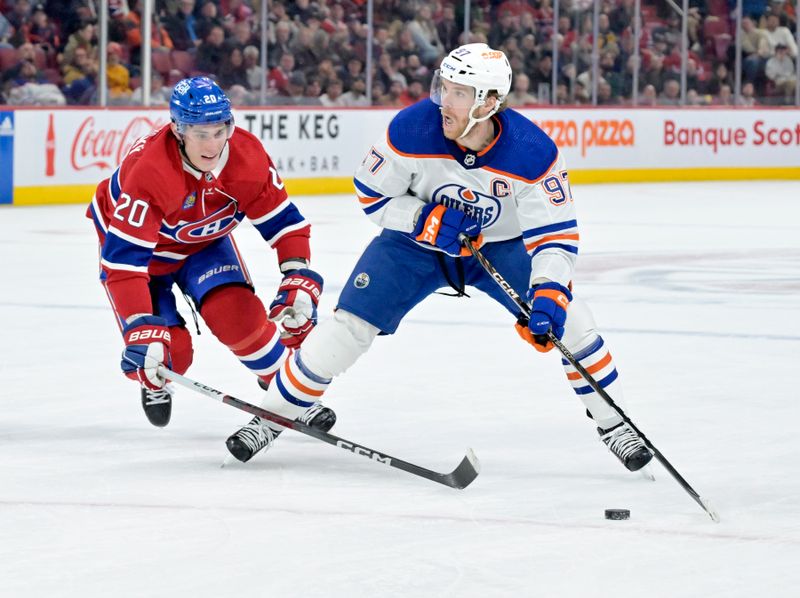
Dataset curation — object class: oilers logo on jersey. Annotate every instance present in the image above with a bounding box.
[431,183,501,228]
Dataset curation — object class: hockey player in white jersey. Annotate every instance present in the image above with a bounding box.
[226,43,654,473]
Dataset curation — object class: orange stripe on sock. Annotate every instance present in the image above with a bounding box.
[283,358,325,397]
[566,352,613,380]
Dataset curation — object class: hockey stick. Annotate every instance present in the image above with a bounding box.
[460,238,720,522]
[157,366,480,489]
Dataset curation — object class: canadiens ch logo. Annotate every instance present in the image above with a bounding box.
[354,272,370,289]
[174,201,241,243]
[431,183,502,228]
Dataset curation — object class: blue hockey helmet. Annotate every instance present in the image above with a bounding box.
[170,76,233,133]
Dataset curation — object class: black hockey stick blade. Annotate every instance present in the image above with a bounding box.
[159,367,480,489]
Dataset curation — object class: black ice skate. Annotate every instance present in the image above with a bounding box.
[225,403,337,463]
[598,421,653,472]
[141,385,173,427]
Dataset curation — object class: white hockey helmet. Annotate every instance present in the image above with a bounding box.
[432,43,512,138]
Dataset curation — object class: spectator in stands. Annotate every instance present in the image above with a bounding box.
[398,78,426,105]
[268,51,295,95]
[283,71,316,106]
[6,0,33,33]
[219,45,248,89]
[196,24,227,75]
[106,41,132,101]
[164,0,200,51]
[230,20,254,48]
[124,3,174,68]
[379,79,405,107]
[230,0,255,23]
[319,77,345,107]
[714,83,734,105]
[305,75,323,101]
[488,10,517,51]
[737,81,758,105]
[597,78,618,105]
[340,75,369,107]
[370,79,386,105]
[528,51,553,98]
[61,45,97,104]
[62,18,96,66]
[291,26,319,74]
[642,53,668,93]
[706,61,733,95]
[640,84,658,106]
[765,43,797,100]
[763,11,798,56]
[376,51,407,90]
[407,4,444,65]
[195,0,223,41]
[609,0,634,35]
[27,4,60,49]
[506,71,537,106]
[0,12,13,45]
[740,15,771,88]
[436,3,459,50]
[243,44,264,90]
[268,20,294,68]
[659,78,681,105]
[1,42,37,84]
[130,69,171,105]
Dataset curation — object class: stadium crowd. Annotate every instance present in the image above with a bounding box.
[0,0,797,107]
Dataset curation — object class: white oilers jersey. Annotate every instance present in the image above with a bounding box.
[353,99,579,286]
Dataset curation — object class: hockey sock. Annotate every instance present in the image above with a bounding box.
[169,325,194,375]
[562,335,625,430]
[270,350,332,419]
[200,285,287,384]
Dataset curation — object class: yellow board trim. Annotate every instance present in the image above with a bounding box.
[12,167,800,205]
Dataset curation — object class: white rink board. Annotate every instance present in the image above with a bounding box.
[11,107,800,190]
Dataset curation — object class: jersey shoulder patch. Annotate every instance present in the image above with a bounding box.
[492,109,559,182]
[387,99,449,157]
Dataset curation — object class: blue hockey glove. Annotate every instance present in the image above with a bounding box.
[412,203,482,257]
[515,282,572,353]
[121,315,172,389]
[268,268,324,348]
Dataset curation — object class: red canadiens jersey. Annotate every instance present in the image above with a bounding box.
[87,124,310,320]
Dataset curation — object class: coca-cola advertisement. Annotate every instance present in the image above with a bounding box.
[14,109,169,190]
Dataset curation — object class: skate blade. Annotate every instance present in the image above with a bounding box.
[639,465,656,481]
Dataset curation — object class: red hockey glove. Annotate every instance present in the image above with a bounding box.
[121,315,172,389]
[268,268,324,348]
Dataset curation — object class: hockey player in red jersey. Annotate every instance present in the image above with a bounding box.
[87,76,335,435]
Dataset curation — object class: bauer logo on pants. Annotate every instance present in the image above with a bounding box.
[354,273,370,289]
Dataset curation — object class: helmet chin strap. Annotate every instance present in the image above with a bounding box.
[458,100,499,140]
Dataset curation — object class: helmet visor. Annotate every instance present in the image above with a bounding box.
[430,70,476,109]
[180,119,235,142]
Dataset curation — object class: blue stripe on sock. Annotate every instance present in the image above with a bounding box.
[295,351,331,385]
[241,341,286,372]
[275,372,316,408]
[573,369,618,395]
[562,336,605,365]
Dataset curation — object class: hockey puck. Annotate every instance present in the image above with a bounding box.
[605,509,630,520]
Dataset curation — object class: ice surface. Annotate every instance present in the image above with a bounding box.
[1,181,799,597]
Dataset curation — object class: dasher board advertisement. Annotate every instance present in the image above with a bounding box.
[9,107,800,205]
